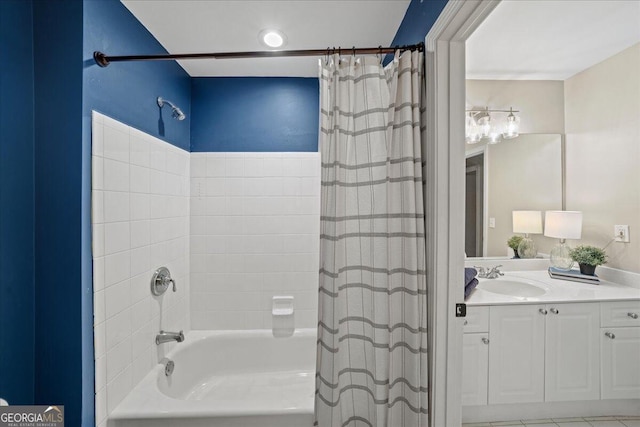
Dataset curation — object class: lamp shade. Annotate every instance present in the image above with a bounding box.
[544,211,583,239]
[513,210,542,234]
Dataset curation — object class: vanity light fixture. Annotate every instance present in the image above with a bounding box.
[465,107,521,144]
[544,210,583,270]
[259,29,287,49]
[512,210,542,258]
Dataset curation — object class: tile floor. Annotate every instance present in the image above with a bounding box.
[463,416,640,427]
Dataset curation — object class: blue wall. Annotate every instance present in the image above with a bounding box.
[191,78,318,152]
[83,0,191,151]
[189,0,447,153]
[33,0,87,425]
[390,0,449,47]
[22,0,192,423]
[0,0,35,406]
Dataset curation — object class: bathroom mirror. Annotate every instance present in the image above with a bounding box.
[465,134,563,258]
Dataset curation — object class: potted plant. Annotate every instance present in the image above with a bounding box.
[507,235,523,259]
[569,245,607,276]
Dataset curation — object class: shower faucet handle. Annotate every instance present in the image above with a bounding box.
[151,267,176,296]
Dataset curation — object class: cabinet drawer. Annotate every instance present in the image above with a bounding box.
[601,301,640,327]
[464,306,489,333]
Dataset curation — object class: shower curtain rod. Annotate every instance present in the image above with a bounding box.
[93,43,423,67]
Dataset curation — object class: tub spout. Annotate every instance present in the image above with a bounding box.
[156,330,184,345]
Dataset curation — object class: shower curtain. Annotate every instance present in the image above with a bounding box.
[315,50,427,427]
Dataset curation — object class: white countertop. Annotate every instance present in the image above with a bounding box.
[466,270,640,306]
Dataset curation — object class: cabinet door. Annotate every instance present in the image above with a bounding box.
[488,305,545,404]
[462,333,489,406]
[601,327,640,399]
[545,303,600,401]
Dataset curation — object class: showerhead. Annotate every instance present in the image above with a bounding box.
[172,106,186,121]
[157,97,186,121]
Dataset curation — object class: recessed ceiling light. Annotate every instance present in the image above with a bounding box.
[259,29,287,49]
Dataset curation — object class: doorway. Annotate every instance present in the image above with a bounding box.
[465,154,484,257]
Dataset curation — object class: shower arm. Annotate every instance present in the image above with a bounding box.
[157,97,176,110]
[93,43,424,67]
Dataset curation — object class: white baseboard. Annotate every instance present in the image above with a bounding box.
[463,399,640,423]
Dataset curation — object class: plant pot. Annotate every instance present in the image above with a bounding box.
[579,263,597,276]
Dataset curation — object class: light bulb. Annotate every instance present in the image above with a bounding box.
[259,29,287,49]
[466,113,480,144]
[481,118,491,137]
[488,131,502,144]
[503,108,520,139]
[263,32,283,47]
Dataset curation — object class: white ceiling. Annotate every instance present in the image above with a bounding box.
[466,0,640,80]
[121,0,411,77]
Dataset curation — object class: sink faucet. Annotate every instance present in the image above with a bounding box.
[475,265,504,279]
[156,330,184,345]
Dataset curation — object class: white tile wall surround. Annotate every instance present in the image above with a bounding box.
[91,111,190,425]
[190,152,320,330]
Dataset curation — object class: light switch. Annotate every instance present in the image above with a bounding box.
[489,217,496,228]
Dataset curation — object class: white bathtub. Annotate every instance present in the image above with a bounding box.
[108,329,316,427]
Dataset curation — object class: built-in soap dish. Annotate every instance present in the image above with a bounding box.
[272,296,294,316]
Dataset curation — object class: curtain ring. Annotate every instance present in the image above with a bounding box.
[378,45,383,63]
[352,46,356,57]
[325,47,330,65]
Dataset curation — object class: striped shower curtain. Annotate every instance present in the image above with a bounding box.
[315,50,427,427]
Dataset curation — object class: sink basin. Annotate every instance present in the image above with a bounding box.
[478,278,546,297]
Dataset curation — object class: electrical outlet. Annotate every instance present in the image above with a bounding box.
[614,225,630,243]
[489,217,496,228]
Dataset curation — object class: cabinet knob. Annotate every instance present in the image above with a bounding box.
[550,308,559,315]
[628,312,639,319]
[464,320,468,325]
[481,337,489,345]
[539,308,548,315]
[605,332,616,339]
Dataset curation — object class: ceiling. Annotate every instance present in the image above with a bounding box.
[121,0,411,77]
[466,0,640,80]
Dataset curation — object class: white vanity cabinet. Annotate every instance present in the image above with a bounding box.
[464,300,638,408]
[479,302,600,405]
[488,305,545,404]
[462,307,489,406]
[600,301,640,399]
[544,302,600,401]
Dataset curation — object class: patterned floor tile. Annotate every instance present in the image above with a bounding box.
[588,421,626,427]
[620,421,640,427]
[551,423,591,427]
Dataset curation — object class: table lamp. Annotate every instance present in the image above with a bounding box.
[544,211,583,270]
[512,210,542,258]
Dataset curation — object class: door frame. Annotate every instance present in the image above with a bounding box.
[424,1,500,425]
